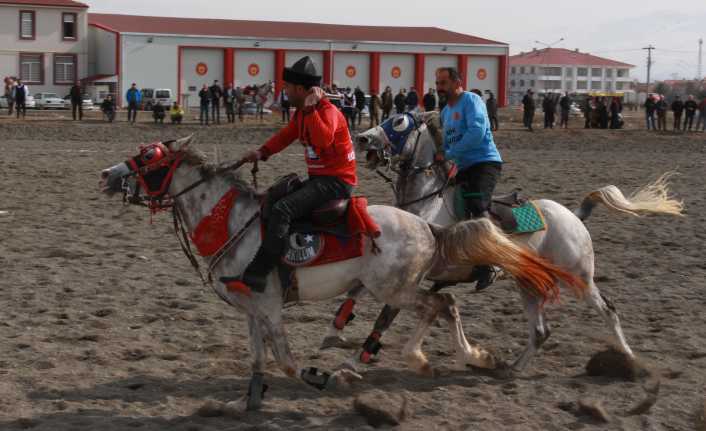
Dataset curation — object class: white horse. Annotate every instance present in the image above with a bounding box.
[326,111,683,373]
[254,82,273,120]
[99,135,583,411]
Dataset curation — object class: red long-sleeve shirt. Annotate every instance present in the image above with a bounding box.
[259,98,357,186]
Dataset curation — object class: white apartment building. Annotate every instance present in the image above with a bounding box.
[0,0,88,95]
[509,48,634,104]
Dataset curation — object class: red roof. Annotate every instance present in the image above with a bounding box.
[0,0,87,7]
[510,48,633,67]
[88,13,505,45]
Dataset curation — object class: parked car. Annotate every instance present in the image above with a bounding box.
[34,93,66,109]
[63,93,95,110]
[141,88,174,111]
[0,94,36,109]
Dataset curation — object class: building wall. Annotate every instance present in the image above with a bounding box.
[379,53,414,94]
[423,55,457,92]
[120,35,178,104]
[467,56,498,96]
[0,4,88,95]
[87,25,116,76]
[181,48,223,107]
[234,49,274,88]
[333,52,369,91]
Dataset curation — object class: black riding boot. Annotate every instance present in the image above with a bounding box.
[470,265,497,291]
[220,231,284,293]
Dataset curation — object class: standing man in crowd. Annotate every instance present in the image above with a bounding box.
[435,66,503,291]
[381,86,393,120]
[234,86,245,122]
[224,83,236,124]
[278,87,290,123]
[125,83,141,124]
[198,84,211,126]
[597,97,609,129]
[423,88,436,112]
[644,94,656,130]
[15,79,28,119]
[697,96,706,132]
[209,80,223,124]
[69,81,83,121]
[369,90,381,128]
[522,89,535,131]
[4,77,16,116]
[354,86,366,127]
[671,95,684,131]
[342,87,357,130]
[486,91,498,131]
[394,88,406,114]
[542,94,556,129]
[656,95,668,131]
[405,86,419,112]
[559,92,571,129]
[683,95,698,131]
[583,96,593,129]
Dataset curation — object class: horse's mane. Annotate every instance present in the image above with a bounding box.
[179,145,257,195]
[419,111,444,151]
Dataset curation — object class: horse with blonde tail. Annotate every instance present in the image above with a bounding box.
[327,111,684,373]
[99,135,583,411]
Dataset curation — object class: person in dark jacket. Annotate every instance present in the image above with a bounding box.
[655,95,668,131]
[597,97,609,129]
[486,91,498,131]
[277,87,290,123]
[521,89,535,131]
[152,101,165,124]
[559,92,571,129]
[542,93,556,129]
[354,86,366,126]
[683,95,698,131]
[100,95,115,122]
[198,84,211,126]
[369,90,381,127]
[209,80,223,124]
[405,87,419,112]
[224,83,237,123]
[644,95,656,130]
[671,96,684,131]
[381,86,393,120]
[14,79,28,119]
[69,81,83,121]
[394,88,406,114]
[423,88,436,112]
[583,97,593,129]
[609,97,620,129]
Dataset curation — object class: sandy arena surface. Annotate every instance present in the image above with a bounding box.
[0,108,705,430]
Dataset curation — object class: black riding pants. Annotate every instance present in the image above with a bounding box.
[456,162,502,218]
[262,176,353,260]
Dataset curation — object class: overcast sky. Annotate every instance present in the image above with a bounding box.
[86,0,705,81]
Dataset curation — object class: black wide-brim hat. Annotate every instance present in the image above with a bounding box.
[283,56,321,87]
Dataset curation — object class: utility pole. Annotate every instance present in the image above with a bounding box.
[643,45,655,92]
[698,38,703,80]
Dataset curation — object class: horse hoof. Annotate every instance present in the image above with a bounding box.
[418,363,436,378]
[320,336,351,350]
[224,398,248,416]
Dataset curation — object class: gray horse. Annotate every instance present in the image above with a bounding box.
[100,135,582,411]
[327,111,683,373]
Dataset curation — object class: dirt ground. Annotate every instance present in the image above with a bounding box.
[0,108,705,430]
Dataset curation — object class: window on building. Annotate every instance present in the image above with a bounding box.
[530,66,535,74]
[62,13,77,40]
[616,82,625,90]
[576,80,587,90]
[543,80,562,90]
[617,68,629,78]
[520,66,525,74]
[54,54,76,84]
[530,80,535,87]
[511,67,516,74]
[565,68,573,77]
[20,53,43,83]
[510,80,516,87]
[542,67,562,76]
[19,11,35,40]
[577,68,588,77]
[605,68,613,78]
[591,68,602,77]
[565,81,573,91]
[591,81,602,90]
[519,79,525,87]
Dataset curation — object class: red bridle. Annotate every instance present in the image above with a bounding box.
[126,141,185,213]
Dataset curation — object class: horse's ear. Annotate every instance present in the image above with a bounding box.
[169,134,194,152]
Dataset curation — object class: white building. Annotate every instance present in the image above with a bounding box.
[509,48,634,104]
[85,13,510,108]
[0,0,88,95]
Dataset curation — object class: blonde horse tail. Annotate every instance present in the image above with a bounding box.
[437,219,587,304]
[574,172,684,221]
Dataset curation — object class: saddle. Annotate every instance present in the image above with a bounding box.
[454,188,546,235]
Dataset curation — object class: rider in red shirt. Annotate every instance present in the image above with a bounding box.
[222,56,357,292]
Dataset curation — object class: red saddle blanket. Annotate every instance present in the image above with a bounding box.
[284,197,381,267]
[191,188,239,257]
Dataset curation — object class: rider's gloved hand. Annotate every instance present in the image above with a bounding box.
[434,151,445,162]
[242,150,261,163]
[303,87,326,112]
